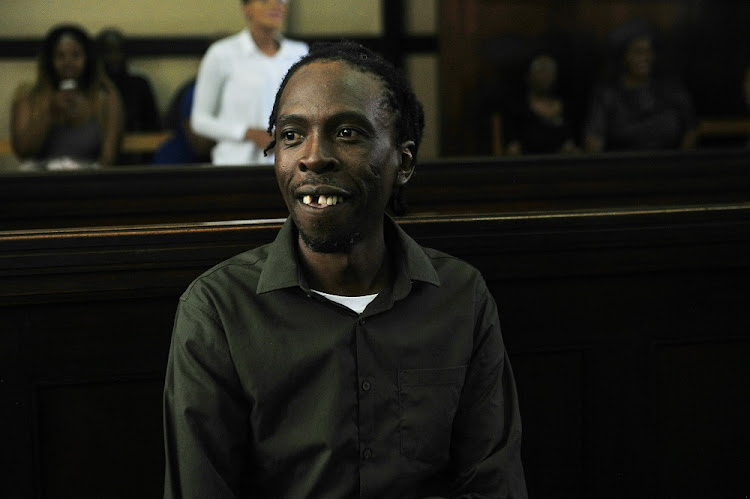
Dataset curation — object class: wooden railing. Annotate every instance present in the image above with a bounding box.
[490,116,750,156]
[2,148,749,230]
[2,206,750,497]
[0,131,171,157]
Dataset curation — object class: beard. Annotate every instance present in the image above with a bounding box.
[296,219,362,253]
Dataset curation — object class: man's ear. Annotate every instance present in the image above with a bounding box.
[396,140,416,186]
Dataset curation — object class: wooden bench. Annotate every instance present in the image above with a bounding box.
[2,148,750,230]
[2,205,750,497]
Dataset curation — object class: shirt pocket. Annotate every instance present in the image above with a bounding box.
[398,365,468,463]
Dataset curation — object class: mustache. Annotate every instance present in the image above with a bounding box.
[290,176,348,191]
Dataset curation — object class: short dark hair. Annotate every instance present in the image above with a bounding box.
[265,41,425,215]
[39,24,99,92]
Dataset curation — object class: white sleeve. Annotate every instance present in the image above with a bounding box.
[190,45,248,142]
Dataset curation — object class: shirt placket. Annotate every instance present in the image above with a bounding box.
[354,314,376,484]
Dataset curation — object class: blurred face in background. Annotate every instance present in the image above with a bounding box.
[528,55,558,93]
[624,35,654,80]
[53,34,86,82]
[243,0,289,32]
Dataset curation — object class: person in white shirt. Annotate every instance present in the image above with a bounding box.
[191,0,308,165]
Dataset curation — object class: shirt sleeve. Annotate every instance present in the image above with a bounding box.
[448,278,528,498]
[163,297,250,498]
[190,44,248,142]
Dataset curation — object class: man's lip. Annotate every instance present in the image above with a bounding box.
[294,185,351,198]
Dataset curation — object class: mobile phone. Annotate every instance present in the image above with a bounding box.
[59,79,77,91]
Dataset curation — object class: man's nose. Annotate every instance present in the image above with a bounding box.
[299,133,338,173]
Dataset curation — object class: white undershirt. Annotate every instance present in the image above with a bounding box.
[312,290,378,314]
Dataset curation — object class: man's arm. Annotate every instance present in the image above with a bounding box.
[163,298,250,498]
[448,280,527,498]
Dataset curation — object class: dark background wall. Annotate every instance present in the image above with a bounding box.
[440,0,750,156]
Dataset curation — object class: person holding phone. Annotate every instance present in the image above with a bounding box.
[11,24,123,169]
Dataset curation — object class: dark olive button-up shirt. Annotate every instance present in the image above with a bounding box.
[163,217,527,498]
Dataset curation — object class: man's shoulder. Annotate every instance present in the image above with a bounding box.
[181,243,272,301]
[420,246,484,283]
[205,31,246,57]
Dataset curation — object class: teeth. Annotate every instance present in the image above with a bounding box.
[302,195,342,206]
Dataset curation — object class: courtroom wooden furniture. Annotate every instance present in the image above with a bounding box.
[2,148,749,230]
[2,205,749,498]
[0,131,171,159]
[120,131,172,154]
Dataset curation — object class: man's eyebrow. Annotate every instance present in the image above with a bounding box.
[276,111,376,130]
[275,114,306,127]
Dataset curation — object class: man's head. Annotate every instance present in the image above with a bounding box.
[267,42,424,216]
[241,0,289,32]
[267,42,425,253]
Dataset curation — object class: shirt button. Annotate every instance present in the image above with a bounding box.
[361,380,371,392]
[362,448,373,461]
[358,318,366,325]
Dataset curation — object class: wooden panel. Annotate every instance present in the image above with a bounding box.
[512,349,587,498]
[37,380,164,498]
[652,341,750,496]
[1,207,750,496]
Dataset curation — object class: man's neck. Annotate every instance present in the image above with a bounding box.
[249,25,280,56]
[297,234,391,297]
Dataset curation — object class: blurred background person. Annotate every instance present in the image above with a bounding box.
[503,53,579,155]
[11,23,123,170]
[97,27,162,164]
[153,76,215,164]
[583,20,698,153]
[191,0,308,166]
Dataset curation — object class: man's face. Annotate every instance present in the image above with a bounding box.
[243,0,288,32]
[273,60,411,253]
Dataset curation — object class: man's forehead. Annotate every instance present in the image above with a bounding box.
[283,60,385,100]
[278,60,390,119]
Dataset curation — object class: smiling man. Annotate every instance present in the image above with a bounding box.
[163,42,527,498]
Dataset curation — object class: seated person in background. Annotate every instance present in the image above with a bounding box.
[583,20,698,153]
[504,53,579,155]
[164,41,527,497]
[191,0,308,166]
[153,78,215,164]
[97,27,162,164]
[11,24,123,170]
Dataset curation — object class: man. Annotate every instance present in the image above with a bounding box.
[163,41,527,498]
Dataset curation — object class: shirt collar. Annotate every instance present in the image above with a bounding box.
[256,216,440,295]
[240,28,285,56]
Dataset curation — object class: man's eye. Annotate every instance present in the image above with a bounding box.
[281,130,299,141]
[338,127,361,139]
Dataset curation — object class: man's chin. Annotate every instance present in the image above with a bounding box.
[298,229,362,254]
